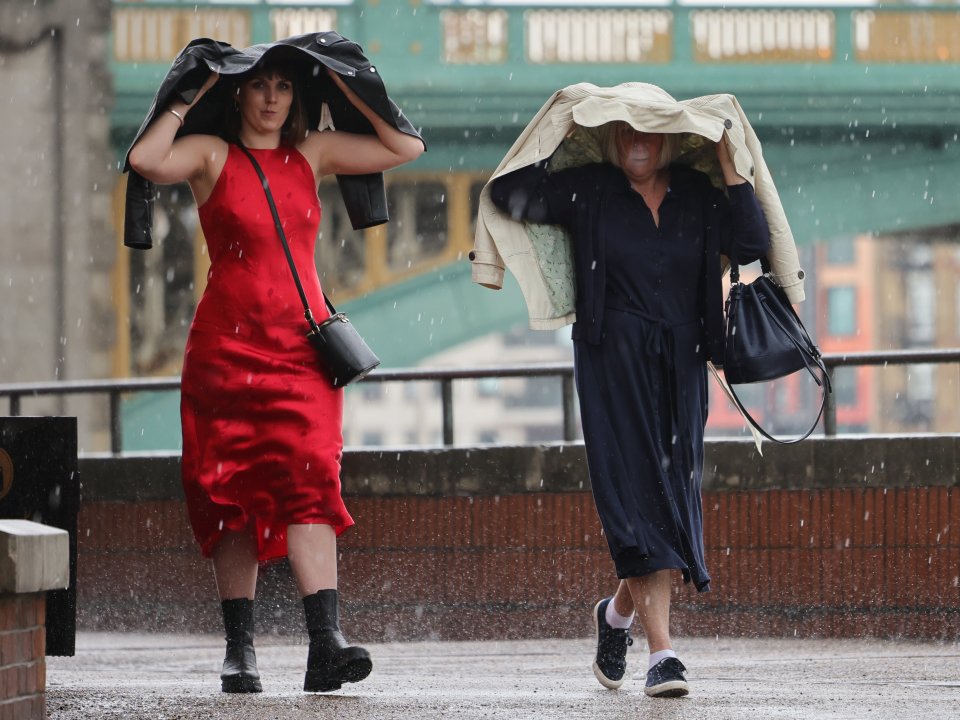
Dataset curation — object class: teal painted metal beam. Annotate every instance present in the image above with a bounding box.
[109,2,960,138]
[338,259,529,368]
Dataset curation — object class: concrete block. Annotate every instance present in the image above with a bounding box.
[0,520,69,594]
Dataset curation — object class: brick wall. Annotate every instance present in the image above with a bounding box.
[0,594,46,719]
[75,483,959,642]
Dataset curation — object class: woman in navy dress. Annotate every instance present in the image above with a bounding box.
[490,123,769,698]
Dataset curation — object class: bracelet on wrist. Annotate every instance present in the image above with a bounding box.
[167,108,185,128]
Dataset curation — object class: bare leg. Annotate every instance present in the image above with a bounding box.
[287,523,338,596]
[212,526,259,600]
[212,526,262,693]
[293,523,370,692]
[625,570,673,653]
[612,580,634,617]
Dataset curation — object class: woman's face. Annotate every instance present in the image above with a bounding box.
[615,124,664,179]
[237,72,294,135]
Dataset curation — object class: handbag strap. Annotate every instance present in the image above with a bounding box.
[237,144,336,331]
[725,363,829,444]
[728,255,771,285]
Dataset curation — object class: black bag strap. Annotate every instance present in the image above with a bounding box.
[725,369,828,444]
[725,256,832,444]
[727,255,771,285]
[237,144,336,333]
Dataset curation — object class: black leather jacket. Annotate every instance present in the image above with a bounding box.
[123,32,425,249]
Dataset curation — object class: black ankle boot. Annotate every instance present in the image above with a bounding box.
[302,589,372,692]
[220,598,262,693]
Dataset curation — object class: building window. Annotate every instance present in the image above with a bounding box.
[905,364,935,405]
[361,431,384,446]
[527,9,672,64]
[385,181,448,270]
[504,324,559,347]
[476,377,500,398]
[901,364,934,427]
[956,279,960,339]
[692,10,833,63]
[316,182,364,295]
[827,287,857,336]
[504,377,558,409]
[403,382,420,401]
[525,425,557,443]
[271,9,337,40]
[361,383,384,402]
[905,265,935,346]
[129,183,198,374]
[441,9,508,64]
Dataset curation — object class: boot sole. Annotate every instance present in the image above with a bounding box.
[304,656,373,693]
[221,676,263,693]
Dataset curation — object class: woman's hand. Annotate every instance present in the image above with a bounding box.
[326,68,351,94]
[715,130,747,186]
[128,69,223,184]
[298,68,424,177]
[174,71,219,114]
[194,71,220,105]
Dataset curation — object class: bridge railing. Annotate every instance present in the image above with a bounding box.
[1,349,958,455]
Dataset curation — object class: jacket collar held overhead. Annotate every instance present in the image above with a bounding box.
[123,32,425,250]
[472,82,805,323]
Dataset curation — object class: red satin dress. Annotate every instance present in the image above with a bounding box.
[180,143,354,563]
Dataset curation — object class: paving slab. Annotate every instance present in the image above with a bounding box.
[47,633,960,720]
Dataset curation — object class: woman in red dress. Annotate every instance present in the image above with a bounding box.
[128,60,423,693]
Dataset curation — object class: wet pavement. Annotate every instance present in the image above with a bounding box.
[47,633,959,720]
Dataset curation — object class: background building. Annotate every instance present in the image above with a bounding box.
[0,0,115,450]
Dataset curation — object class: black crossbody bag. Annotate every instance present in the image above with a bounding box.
[239,145,380,387]
[722,257,831,443]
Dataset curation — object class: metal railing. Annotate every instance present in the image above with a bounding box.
[1,350,958,455]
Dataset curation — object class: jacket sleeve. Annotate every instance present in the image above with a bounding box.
[489,161,587,229]
[323,36,425,230]
[730,96,805,302]
[712,183,770,265]
[336,174,389,230]
[122,39,226,249]
[124,171,156,250]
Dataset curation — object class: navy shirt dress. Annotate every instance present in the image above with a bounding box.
[491,160,770,591]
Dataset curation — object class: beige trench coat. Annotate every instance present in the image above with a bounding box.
[471,82,806,330]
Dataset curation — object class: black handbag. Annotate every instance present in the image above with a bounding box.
[239,145,380,387]
[722,257,831,443]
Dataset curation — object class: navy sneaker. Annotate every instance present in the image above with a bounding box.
[591,598,633,689]
[644,656,689,698]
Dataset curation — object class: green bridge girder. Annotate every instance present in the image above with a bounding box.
[110,0,960,240]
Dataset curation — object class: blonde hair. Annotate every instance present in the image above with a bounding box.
[600,121,679,170]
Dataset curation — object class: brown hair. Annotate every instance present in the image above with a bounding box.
[600,121,679,170]
[224,60,309,146]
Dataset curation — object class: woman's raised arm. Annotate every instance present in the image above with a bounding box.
[299,70,424,178]
[128,72,221,185]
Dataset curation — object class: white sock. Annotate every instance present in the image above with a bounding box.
[648,648,677,671]
[604,599,634,630]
